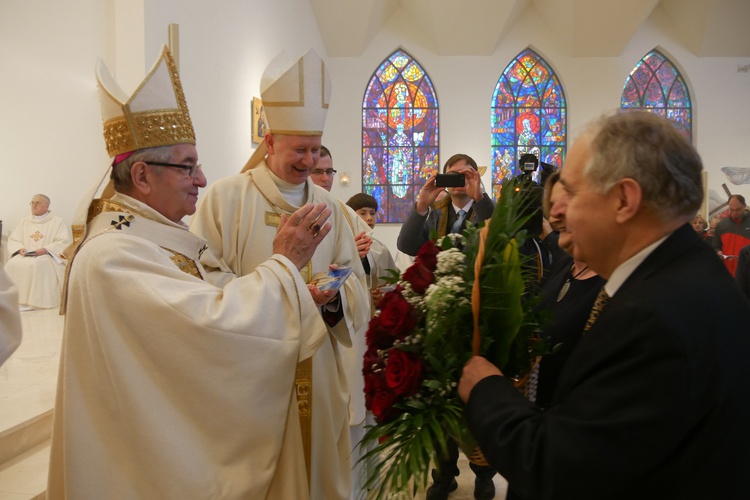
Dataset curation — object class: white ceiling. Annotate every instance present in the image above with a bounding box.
[310,0,750,57]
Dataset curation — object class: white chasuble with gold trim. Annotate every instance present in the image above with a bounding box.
[191,163,369,500]
[48,194,325,500]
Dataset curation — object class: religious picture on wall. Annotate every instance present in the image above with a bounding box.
[252,97,268,144]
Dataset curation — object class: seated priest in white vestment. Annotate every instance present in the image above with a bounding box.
[190,50,370,500]
[5,194,72,309]
[0,268,22,366]
[48,46,339,500]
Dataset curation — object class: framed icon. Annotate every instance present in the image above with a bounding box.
[252,97,268,144]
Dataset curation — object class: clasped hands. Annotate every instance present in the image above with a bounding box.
[16,248,48,257]
[354,231,372,259]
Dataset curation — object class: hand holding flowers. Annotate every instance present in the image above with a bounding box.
[360,180,548,498]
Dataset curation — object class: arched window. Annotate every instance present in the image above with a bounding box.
[620,49,692,141]
[490,48,566,198]
[362,49,439,223]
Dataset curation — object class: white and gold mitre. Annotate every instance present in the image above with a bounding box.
[96,45,195,158]
[261,48,331,136]
[241,49,331,172]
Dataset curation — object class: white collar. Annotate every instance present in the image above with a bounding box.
[605,234,669,297]
[268,168,307,207]
[452,199,474,215]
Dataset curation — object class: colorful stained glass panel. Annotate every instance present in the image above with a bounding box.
[362,49,438,223]
[620,49,692,141]
[490,49,567,197]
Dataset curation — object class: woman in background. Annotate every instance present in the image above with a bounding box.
[528,172,606,409]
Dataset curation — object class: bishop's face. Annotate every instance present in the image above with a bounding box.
[144,143,207,223]
[266,134,322,185]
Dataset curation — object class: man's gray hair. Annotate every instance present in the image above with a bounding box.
[583,111,703,221]
[33,194,50,205]
[111,145,173,193]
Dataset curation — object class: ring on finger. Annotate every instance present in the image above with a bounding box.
[309,222,321,237]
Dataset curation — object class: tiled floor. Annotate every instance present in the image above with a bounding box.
[0,307,63,500]
[412,460,509,499]
[0,308,508,499]
[0,308,61,433]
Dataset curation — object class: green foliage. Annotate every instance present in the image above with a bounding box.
[377,268,403,286]
[360,177,546,498]
[361,394,467,498]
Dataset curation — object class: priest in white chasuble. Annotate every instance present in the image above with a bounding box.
[5,194,72,309]
[48,46,336,500]
[190,49,369,500]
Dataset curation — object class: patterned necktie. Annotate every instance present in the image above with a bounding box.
[583,287,609,333]
[450,209,467,234]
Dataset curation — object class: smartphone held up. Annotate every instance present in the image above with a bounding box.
[434,173,465,188]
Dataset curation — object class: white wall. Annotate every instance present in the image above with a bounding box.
[2,1,749,258]
[0,0,108,247]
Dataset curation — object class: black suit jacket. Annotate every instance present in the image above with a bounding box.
[466,224,750,500]
[736,244,750,300]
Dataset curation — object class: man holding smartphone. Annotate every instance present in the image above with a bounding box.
[398,155,497,498]
[397,154,495,258]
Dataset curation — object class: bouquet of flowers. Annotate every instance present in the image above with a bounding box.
[361,180,547,497]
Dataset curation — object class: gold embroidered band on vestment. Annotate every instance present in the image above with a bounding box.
[88,198,203,280]
[295,357,313,489]
[265,209,314,488]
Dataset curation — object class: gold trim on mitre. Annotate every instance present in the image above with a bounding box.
[241,49,331,172]
[96,45,195,158]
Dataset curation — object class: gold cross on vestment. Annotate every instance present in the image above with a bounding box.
[30,231,44,242]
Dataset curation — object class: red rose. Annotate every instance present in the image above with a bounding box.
[371,291,418,343]
[365,315,388,349]
[402,263,434,294]
[385,349,423,397]
[364,372,384,409]
[371,388,399,423]
[415,240,440,271]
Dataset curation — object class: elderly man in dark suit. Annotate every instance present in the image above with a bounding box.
[459,111,750,500]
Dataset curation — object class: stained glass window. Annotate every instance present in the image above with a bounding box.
[362,49,439,223]
[620,49,692,141]
[490,48,566,198]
